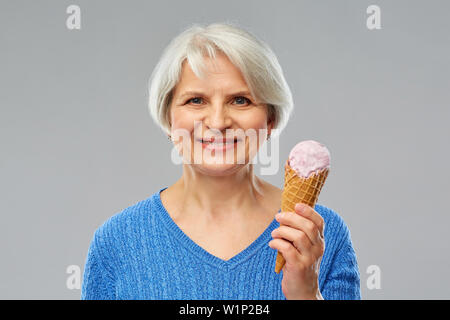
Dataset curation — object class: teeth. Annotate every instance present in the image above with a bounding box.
[202,140,236,144]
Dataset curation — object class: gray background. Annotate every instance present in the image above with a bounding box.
[1,0,449,299]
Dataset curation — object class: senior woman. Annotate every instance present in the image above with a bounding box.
[81,22,360,300]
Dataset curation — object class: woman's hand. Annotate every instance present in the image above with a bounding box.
[268,202,325,300]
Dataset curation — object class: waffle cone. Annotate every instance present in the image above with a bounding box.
[274,161,329,274]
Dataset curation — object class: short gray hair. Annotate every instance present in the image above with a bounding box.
[148,21,294,137]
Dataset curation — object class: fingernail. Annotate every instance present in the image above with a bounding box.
[275,213,282,220]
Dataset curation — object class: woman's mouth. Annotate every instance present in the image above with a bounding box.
[196,138,242,151]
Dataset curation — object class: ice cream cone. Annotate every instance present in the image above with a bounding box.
[274,160,329,274]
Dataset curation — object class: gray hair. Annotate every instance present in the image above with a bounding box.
[148,21,294,137]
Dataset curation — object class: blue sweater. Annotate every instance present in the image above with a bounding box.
[81,187,361,300]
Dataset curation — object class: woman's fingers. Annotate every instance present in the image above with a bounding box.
[275,211,322,245]
[294,203,325,239]
[271,225,312,254]
[268,238,301,266]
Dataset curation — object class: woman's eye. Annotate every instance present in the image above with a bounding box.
[233,96,251,105]
[185,96,251,106]
[186,97,203,105]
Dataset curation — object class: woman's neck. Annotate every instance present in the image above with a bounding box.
[172,164,268,222]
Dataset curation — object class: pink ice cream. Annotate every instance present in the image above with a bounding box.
[288,140,330,178]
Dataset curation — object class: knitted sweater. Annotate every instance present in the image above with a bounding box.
[81,187,361,300]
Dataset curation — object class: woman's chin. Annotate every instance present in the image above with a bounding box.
[192,161,246,176]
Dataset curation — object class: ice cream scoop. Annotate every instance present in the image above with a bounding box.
[288,140,330,178]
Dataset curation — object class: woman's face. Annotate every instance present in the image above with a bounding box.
[169,52,272,176]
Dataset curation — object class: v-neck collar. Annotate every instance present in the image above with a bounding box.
[152,187,280,271]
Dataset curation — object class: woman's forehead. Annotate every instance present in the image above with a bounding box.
[180,54,246,80]
[175,72,250,96]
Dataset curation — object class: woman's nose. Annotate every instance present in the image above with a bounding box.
[203,104,232,131]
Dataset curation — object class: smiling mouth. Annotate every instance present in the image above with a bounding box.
[196,137,241,144]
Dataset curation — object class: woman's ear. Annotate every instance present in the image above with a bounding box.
[267,121,273,138]
[266,104,275,137]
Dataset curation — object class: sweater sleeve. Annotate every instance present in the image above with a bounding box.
[81,229,116,300]
[321,222,361,300]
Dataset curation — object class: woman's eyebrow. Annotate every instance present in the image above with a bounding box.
[178,90,252,98]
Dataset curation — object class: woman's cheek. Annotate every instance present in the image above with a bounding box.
[170,111,194,137]
[169,112,196,162]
